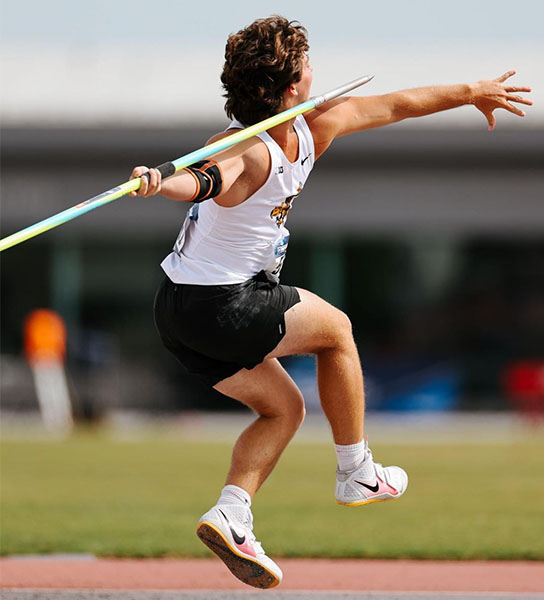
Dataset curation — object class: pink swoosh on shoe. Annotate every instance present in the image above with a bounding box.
[376,476,399,496]
[234,537,258,557]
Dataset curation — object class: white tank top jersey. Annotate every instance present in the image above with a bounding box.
[160,115,315,285]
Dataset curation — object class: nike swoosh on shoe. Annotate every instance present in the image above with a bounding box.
[218,509,257,556]
[354,477,398,496]
[354,480,380,493]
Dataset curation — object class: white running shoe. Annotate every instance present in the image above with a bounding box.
[196,504,282,589]
[335,439,408,506]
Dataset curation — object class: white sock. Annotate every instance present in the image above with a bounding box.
[335,441,367,472]
[216,484,252,523]
[217,484,252,507]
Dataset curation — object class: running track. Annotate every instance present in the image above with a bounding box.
[1,557,543,599]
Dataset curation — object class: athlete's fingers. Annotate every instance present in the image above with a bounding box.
[503,102,526,117]
[497,70,516,83]
[505,94,533,106]
[138,171,150,196]
[129,166,151,197]
[146,168,162,195]
[143,169,155,195]
[131,166,150,179]
[505,85,532,93]
[152,168,163,192]
[485,110,496,131]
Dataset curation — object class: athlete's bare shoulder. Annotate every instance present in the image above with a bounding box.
[205,129,241,146]
[205,128,270,207]
[206,128,267,160]
[304,99,348,159]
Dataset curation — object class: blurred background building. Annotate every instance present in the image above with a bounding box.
[1,0,543,419]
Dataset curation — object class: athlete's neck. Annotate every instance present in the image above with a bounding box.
[268,118,299,159]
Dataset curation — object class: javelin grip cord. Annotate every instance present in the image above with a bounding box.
[141,162,176,181]
[0,75,374,252]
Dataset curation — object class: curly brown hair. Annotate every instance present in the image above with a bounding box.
[220,16,309,125]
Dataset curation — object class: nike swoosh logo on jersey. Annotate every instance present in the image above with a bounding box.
[218,509,246,545]
[354,480,380,493]
[301,153,312,165]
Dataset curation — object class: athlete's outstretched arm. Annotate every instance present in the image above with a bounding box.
[130,166,200,200]
[308,71,532,155]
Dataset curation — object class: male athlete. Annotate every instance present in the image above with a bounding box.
[130,16,531,589]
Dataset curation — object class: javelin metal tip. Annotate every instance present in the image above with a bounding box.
[319,74,376,104]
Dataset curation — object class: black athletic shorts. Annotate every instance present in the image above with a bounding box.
[153,270,300,387]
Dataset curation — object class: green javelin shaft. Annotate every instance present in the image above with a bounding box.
[0,75,374,252]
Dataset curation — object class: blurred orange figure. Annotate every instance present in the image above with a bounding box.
[24,309,67,364]
[24,309,72,435]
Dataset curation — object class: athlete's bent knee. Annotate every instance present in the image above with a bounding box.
[330,308,354,348]
[291,394,306,431]
[338,309,353,334]
[278,389,306,431]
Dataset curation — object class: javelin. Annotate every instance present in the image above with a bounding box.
[0,75,374,252]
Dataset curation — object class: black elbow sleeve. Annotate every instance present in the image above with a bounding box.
[185,160,223,203]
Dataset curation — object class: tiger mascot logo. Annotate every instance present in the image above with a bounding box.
[270,183,303,227]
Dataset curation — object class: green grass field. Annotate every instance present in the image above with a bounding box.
[1,431,543,559]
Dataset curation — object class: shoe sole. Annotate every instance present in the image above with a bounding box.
[335,495,399,507]
[196,521,280,589]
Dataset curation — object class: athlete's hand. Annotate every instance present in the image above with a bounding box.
[129,166,162,197]
[470,71,532,131]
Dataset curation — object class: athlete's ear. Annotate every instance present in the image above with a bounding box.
[286,82,299,97]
